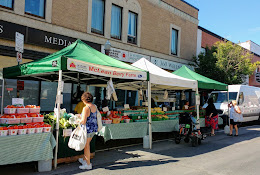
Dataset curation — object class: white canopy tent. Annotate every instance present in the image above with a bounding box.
[92,58,199,149]
[105,58,198,149]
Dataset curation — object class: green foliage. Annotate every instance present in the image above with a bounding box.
[193,41,259,84]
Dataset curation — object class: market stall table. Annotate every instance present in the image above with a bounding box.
[99,122,148,142]
[152,119,179,132]
[0,132,55,167]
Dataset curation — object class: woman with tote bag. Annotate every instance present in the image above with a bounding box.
[228,100,242,136]
[77,92,98,170]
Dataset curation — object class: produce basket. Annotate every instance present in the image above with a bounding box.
[0,117,7,124]
[112,118,121,124]
[18,129,27,135]
[20,117,32,123]
[124,119,130,123]
[0,130,8,136]
[16,108,30,114]
[102,120,112,124]
[27,128,35,134]
[6,118,20,124]
[4,108,16,114]
[35,128,43,133]
[32,117,44,123]
[8,129,18,136]
[43,127,51,133]
[29,108,41,113]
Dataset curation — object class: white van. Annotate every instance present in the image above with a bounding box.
[203,85,260,122]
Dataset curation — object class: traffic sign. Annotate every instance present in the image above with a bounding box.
[15,32,24,53]
[17,52,22,63]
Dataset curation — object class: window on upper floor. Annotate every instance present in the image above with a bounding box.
[0,0,13,10]
[91,0,105,35]
[25,0,45,18]
[128,11,137,44]
[111,4,122,40]
[171,28,178,55]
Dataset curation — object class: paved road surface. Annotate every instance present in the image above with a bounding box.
[2,125,260,175]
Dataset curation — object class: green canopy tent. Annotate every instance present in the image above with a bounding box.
[172,65,229,131]
[172,65,228,90]
[1,39,148,169]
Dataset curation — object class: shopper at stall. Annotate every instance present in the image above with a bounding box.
[205,98,218,136]
[78,92,98,170]
[228,100,241,136]
[74,97,85,114]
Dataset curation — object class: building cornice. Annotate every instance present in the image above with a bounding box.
[148,0,199,25]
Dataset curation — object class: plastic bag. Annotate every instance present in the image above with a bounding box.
[68,125,87,151]
[68,114,80,125]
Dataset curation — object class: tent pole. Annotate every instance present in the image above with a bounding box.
[54,70,62,169]
[148,80,152,149]
[196,88,200,128]
[1,79,4,115]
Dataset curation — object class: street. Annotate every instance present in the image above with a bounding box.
[2,125,260,175]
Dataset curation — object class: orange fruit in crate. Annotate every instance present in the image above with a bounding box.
[3,127,8,130]
[8,126,14,129]
[13,125,18,129]
[23,125,27,129]
[0,127,3,130]
[18,126,23,129]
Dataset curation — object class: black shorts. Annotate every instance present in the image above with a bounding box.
[230,119,239,125]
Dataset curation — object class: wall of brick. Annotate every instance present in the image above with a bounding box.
[139,0,198,60]
[201,31,222,48]
[249,54,260,87]
[162,0,198,18]
[52,0,88,33]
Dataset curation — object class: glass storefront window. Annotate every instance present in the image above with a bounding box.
[40,81,57,112]
[2,79,17,107]
[19,80,40,106]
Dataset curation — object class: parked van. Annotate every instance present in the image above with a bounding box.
[203,85,260,122]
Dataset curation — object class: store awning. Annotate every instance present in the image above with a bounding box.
[3,39,147,82]
[172,65,228,90]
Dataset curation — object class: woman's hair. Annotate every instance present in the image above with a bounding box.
[232,100,237,106]
[81,92,93,103]
[208,98,214,105]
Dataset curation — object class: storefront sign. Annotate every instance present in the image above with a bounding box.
[101,46,150,63]
[67,58,147,80]
[15,32,24,53]
[0,20,101,51]
[151,57,193,71]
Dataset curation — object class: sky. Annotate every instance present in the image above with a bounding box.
[184,0,260,45]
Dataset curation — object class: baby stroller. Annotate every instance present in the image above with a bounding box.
[175,112,205,147]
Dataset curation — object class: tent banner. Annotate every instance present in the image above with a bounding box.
[67,58,147,80]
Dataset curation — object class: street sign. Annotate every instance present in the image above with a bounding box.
[15,32,24,53]
[16,52,22,63]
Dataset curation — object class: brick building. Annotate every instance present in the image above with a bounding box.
[196,26,260,88]
[0,0,199,111]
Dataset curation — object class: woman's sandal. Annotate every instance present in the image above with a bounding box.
[234,135,238,137]
[210,133,215,136]
[227,134,233,136]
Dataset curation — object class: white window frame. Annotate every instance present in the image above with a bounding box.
[169,24,181,57]
[110,4,122,40]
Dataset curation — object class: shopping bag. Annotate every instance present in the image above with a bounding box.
[68,125,87,151]
[233,113,244,122]
[95,105,103,132]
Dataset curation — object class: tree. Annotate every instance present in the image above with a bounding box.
[193,41,259,85]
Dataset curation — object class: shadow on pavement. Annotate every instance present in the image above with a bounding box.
[104,159,178,170]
